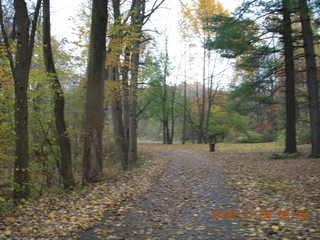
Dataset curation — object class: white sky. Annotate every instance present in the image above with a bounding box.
[51,0,242,87]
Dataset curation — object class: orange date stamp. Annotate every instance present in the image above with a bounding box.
[211,210,308,220]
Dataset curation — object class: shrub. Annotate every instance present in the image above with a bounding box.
[236,134,274,143]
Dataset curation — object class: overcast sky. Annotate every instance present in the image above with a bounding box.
[50,0,242,86]
[51,0,240,37]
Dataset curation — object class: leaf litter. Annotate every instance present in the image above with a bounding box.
[0,150,169,240]
[1,143,319,240]
[182,143,320,240]
[78,145,247,240]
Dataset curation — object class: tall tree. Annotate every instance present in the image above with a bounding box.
[128,0,145,165]
[180,0,227,143]
[83,0,108,183]
[161,37,171,144]
[182,44,188,144]
[107,0,129,170]
[0,0,41,201]
[205,0,298,150]
[298,0,320,157]
[42,0,75,188]
[169,84,177,144]
[138,53,176,145]
[282,0,298,154]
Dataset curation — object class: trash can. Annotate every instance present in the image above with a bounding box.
[210,143,215,152]
[208,135,217,152]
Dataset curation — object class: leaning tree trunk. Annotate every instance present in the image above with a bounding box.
[298,0,320,157]
[83,0,108,183]
[43,0,75,189]
[282,0,297,154]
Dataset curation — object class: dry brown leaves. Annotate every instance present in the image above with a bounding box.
[171,142,320,240]
[0,150,169,240]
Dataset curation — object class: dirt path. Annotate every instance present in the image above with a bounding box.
[79,149,246,240]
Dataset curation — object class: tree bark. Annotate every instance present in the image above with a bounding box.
[199,39,206,144]
[163,120,168,144]
[298,0,320,157]
[182,80,187,144]
[43,0,75,189]
[182,42,188,144]
[182,55,187,145]
[169,86,176,144]
[162,38,169,144]
[128,40,140,166]
[282,0,298,154]
[83,0,108,183]
[121,49,130,143]
[108,65,129,170]
[128,0,145,166]
[0,0,41,201]
[108,0,129,170]
[205,76,219,139]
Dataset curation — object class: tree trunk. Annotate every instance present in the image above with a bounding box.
[163,121,167,144]
[200,40,206,144]
[205,74,213,139]
[282,0,298,154]
[43,0,75,189]
[182,43,187,144]
[128,41,139,166]
[108,66,129,170]
[182,81,187,144]
[0,0,41,201]
[195,82,202,143]
[205,55,219,139]
[169,86,176,144]
[121,49,130,142]
[83,0,108,183]
[109,0,129,169]
[13,68,30,200]
[166,123,171,144]
[161,38,169,144]
[127,0,145,166]
[298,0,320,157]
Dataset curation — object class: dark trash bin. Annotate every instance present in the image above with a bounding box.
[210,143,215,152]
[208,134,217,152]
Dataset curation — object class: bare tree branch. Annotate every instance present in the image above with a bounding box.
[0,0,15,74]
[137,98,151,117]
[28,0,41,57]
[143,0,165,25]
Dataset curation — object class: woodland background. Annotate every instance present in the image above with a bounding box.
[0,0,319,223]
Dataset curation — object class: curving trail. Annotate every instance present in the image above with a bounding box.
[79,149,245,240]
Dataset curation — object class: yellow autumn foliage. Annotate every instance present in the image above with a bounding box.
[0,44,15,162]
[180,0,228,37]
